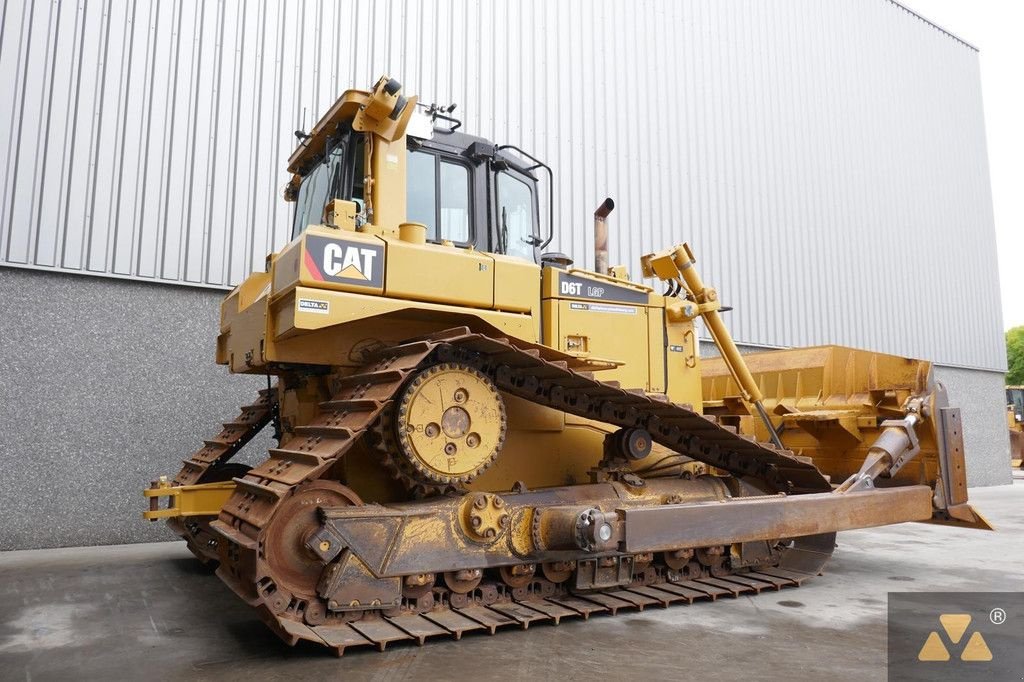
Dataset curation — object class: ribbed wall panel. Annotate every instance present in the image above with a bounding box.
[0,0,1003,370]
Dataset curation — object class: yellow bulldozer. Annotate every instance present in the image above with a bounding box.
[145,76,988,655]
[1007,386,1024,469]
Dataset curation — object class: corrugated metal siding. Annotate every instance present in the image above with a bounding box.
[0,0,1003,370]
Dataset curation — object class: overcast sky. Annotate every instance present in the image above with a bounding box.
[899,1,1024,331]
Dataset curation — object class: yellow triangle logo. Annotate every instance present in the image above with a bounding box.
[960,631,993,662]
[939,614,971,644]
[918,631,950,661]
[338,264,368,281]
[917,613,994,664]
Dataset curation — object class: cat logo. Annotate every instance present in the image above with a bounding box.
[322,242,377,281]
[303,235,385,288]
[917,614,993,662]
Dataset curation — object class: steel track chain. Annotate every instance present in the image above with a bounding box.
[166,387,277,563]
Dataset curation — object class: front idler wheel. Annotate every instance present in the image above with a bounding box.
[263,481,363,606]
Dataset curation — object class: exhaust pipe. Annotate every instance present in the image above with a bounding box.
[594,198,615,274]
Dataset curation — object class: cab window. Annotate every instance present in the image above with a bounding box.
[290,132,362,239]
[406,150,471,243]
[291,146,338,237]
[439,162,470,242]
[496,171,536,261]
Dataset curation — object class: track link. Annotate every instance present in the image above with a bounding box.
[166,387,277,563]
[172,387,276,487]
[206,327,834,654]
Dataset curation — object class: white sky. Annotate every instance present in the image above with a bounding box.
[899,1,1024,330]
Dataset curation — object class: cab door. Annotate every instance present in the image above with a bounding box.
[490,166,541,262]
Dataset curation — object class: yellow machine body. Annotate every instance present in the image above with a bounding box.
[216,222,704,494]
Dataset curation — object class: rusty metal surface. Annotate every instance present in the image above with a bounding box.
[253,567,806,656]
[159,388,276,563]
[314,477,731,576]
[593,198,614,274]
[172,388,276,487]
[620,486,933,553]
[938,407,968,505]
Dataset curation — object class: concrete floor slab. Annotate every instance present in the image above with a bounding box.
[1,479,1022,681]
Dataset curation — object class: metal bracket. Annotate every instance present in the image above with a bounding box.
[880,417,921,477]
[935,407,968,507]
[835,411,921,493]
[575,555,634,590]
[305,522,347,563]
[317,549,402,612]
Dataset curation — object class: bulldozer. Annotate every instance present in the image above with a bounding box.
[1007,386,1024,469]
[144,76,988,655]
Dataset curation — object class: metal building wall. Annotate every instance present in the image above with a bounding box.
[0,0,1003,370]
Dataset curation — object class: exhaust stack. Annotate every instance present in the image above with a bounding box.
[594,198,615,274]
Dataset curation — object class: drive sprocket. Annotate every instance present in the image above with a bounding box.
[380,362,506,493]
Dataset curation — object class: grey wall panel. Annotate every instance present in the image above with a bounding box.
[931,365,1012,488]
[0,0,1003,370]
[0,268,275,551]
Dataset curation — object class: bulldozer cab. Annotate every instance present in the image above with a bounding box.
[288,113,543,264]
[405,126,543,261]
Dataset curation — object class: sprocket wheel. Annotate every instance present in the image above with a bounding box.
[383,362,506,492]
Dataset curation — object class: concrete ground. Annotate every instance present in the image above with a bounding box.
[1,478,1021,682]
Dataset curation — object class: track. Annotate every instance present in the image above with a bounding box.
[168,388,276,563]
[270,567,811,655]
[172,388,276,488]
[185,327,834,654]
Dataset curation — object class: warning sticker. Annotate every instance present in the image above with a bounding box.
[298,298,329,314]
[569,302,637,315]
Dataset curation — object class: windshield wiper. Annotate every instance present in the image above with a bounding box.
[500,206,509,253]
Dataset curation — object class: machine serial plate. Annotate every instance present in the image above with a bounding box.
[569,302,637,315]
